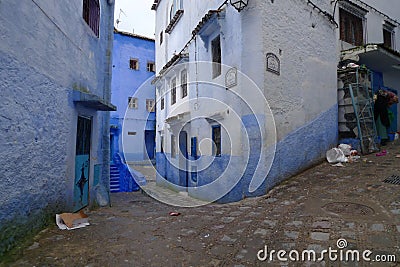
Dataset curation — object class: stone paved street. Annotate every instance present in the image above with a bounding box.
[3,142,400,267]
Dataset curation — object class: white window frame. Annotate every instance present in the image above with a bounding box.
[147,61,155,72]
[383,22,396,49]
[171,77,177,105]
[146,99,155,112]
[129,58,139,70]
[181,69,188,98]
[128,97,138,109]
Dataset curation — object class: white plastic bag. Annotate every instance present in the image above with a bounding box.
[338,144,352,156]
[326,148,347,164]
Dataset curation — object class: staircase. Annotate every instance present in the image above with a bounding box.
[110,164,120,193]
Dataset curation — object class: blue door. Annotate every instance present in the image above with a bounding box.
[73,116,91,212]
[179,131,188,188]
[190,137,198,183]
[145,130,155,160]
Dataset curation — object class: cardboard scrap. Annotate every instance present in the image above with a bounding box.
[56,210,90,230]
[331,162,345,167]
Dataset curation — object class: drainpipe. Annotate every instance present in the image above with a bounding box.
[102,1,115,207]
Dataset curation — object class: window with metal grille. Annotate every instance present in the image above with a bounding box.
[171,77,177,105]
[83,0,100,37]
[146,99,155,112]
[211,35,221,78]
[147,62,155,72]
[128,97,138,109]
[130,58,139,70]
[161,97,165,110]
[181,69,187,98]
[212,125,221,157]
[339,8,364,46]
[76,116,92,155]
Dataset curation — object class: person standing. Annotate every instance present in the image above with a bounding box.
[374,90,398,146]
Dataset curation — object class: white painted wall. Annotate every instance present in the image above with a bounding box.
[256,0,337,139]
[154,0,337,154]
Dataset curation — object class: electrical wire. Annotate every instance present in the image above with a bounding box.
[307,0,339,28]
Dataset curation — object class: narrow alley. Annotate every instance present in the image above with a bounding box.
[2,1,400,266]
[4,142,400,266]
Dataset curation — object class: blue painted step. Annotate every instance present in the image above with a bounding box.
[110,164,120,193]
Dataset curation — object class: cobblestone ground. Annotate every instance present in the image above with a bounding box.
[3,143,400,267]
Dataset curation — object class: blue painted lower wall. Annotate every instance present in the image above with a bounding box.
[244,104,338,200]
[155,104,338,203]
[0,48,111,257]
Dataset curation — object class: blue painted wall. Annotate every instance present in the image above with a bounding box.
[110,30,156,162]
[156,105,338,202]
[0,0,114,256]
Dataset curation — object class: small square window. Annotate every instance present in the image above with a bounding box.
[147,62,155,72]
[129,58,139,70]
[128,97,138,109]
[146,99,155,112]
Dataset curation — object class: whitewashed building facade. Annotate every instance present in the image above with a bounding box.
[152,0,339,202]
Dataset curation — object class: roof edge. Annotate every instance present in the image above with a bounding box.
[113,28,155,42]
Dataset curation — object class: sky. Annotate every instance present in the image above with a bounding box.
[114,0,156,38]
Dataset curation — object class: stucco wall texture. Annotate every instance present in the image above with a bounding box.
[111,31,156,161]
[154,0,338,202]
[0,0,114,256]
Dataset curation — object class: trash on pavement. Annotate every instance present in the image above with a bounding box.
[350,150,358,156]
[326,148,348,164]
[169,212,181,216]
[56,210,90,230]
[327,144,363,164]
[376,150,387,157]
[348,155,360,162]
[338,144,352,156]
[331,163,345,167]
